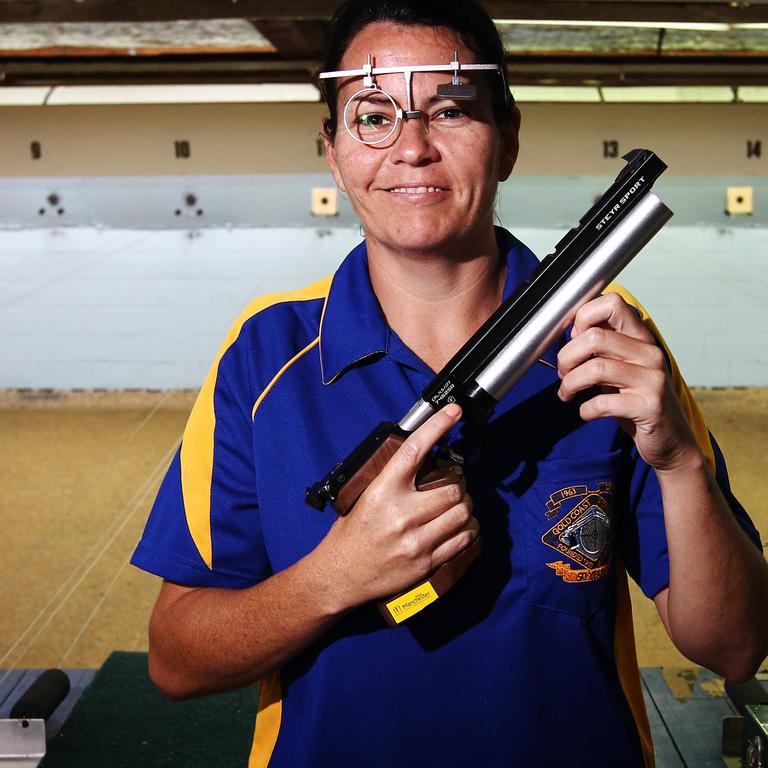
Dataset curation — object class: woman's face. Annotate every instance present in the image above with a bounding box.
[323,22,519,256]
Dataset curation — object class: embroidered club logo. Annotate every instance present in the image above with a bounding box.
[542,482,614,583]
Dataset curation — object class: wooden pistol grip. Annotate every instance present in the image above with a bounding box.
[333,436,460,514]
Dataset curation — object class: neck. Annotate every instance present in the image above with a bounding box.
[366,228,506,372]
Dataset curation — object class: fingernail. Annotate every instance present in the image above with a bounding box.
[444,403,461,418]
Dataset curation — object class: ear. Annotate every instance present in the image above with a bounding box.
[321,123,347,194]
[497,106,521,182]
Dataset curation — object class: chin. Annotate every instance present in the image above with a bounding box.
[377,224,462,254]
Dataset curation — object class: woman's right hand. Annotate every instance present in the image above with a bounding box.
[314,403,480,610]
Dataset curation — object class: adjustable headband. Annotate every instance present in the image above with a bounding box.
[320,51,505,113]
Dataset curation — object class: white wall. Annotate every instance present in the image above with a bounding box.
[1,224,765,389]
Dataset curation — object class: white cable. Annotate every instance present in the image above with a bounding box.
[0,437,178,681]
[57,550,132,668]
[0,390,172,595]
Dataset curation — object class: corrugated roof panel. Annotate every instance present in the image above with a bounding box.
[664,28,768,53]
[0,19,273,55]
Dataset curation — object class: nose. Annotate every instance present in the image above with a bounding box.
[390,114,440,165]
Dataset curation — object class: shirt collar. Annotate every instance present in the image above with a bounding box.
[318,239,389,385]
[318,228,545,385]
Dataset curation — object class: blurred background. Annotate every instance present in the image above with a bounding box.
[0,2,766,760]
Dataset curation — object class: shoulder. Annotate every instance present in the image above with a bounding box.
[186,275,333,430]
[230,275,332,349]
[603,283,650,319]
[217,275,332,381]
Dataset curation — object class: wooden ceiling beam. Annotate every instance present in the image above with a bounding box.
[483,2,768,24]
[0,57,320,86]
[3,54,768,88]
[0,1,337,23]
[2,1,768,24]
[505,57,768,85]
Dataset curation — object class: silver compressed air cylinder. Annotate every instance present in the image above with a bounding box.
[475,191,672,402]
[399,398,435,432]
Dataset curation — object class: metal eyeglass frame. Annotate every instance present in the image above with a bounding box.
[319,51,509,145]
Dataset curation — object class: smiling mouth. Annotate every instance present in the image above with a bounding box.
[388,186,447,194]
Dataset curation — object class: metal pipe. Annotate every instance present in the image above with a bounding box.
[477,192,672,401]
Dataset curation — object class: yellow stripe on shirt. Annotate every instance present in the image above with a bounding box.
[249,671,283,768]
[614,562,656,768]
[181,276,332,569]
[251,336,320,421]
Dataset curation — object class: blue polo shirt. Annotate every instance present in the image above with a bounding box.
[132,228,760,768]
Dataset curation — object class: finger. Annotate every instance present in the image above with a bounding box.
[557,325,667,378]
[577,391,648,424]
[406,478,469,527]
[571,293,655,345]
[381,403,462,487]
[429,515,480,569]
[558,357,666,402]
[416,461,465,491]
[419,493,474,542]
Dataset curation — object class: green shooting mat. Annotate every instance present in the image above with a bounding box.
[39,652,259,768]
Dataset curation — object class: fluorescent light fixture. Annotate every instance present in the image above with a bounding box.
[510,86,600,102]
[0,87,51,105]
[601,86,734,103]
[738,86,768,102]
[46,83,321,105]
[495,19,731,32]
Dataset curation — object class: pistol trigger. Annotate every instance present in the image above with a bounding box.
[435,438,464,465]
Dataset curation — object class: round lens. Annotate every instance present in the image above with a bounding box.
[343,88,400,145]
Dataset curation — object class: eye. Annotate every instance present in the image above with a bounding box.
[356,112,392,128]
[434,106,469,121]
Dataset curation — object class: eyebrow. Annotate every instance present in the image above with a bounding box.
[353,94,393,107]
[351,93,468,108]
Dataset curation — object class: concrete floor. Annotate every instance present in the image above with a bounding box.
[1,388,766,673]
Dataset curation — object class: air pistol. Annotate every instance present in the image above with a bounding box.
[306,149,673,626]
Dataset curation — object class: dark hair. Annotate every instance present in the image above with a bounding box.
[319,0,512,140]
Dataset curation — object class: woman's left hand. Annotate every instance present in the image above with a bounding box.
[556,292,700,472]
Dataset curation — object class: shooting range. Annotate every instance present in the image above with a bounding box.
[1,1,767,766]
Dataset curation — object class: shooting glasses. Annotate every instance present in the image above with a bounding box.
[319,51,511,145]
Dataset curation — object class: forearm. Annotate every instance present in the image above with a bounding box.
[148,549,350,699]
[656,454,768,679]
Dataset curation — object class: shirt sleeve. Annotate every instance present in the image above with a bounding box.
[607,284,762,598]
[131,318,271,589]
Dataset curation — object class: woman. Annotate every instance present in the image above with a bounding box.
[133,2,767,766]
